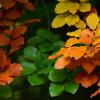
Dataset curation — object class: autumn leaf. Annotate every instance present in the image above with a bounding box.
[79,3,91,12]
[65,38,80,47]
[67,29,82,37]
[75,72,97,88]
[90,88,100,98]
[52,14,67,28]
[55,57,70,69]
[86,13,99,30]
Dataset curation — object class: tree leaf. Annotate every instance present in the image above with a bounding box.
[21,61,36,76]
[75,20,86,29]
[27,36,45,46]
[86,13,99,30]
[27,74,44,86]
[36,29,53,41]
[49,83,64,97]
[0,86,12,98]
[65,14,80,26]
[48,69,67,82]
[64,81,79,94]
[23,47,38,60]
[52,14,67,28]
[79,3,91,12]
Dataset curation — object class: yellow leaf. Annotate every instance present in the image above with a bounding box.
[67,29,82,37]
[52,14,66,28]
[68,2,80,14]
[95,23,100,37]
[65,14,80,26]
[57,0,68,2]
[65,38,80,47]
[75,20,86,29]
[80,0,89,2]
[86,13,99,30]
[55,2,70,14]
[79,3,91,12]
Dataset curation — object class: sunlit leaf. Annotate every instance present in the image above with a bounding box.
[52,14,67,28]
[79,3,91,12]
[49,83,64,97]
[65,14,80,26]
[75,20,86,29]
[67,29,82,37]
[86,13,99,30]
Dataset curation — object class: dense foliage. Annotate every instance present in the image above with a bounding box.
[0,0,100,100]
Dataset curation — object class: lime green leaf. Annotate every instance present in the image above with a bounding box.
[27,74,44,86]
[49,83,64,97]
[38,66,53,75]
[64,81,79,94]
[23,47,38,60]
[48,70,67,82]
[0,86,12,98]
[21,61,36,76]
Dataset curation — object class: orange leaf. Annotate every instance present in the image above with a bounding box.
[0,49,8,69]
[65,46,87,60]
[0,63,23,85]
[82,59,96,74]
[93,37,100,45]
[5,9,21,20]
[12,25,27,39]
[48,48,68,60]
[16,0,28,3]
[54,57,70,69]
[65,38,80,47]
[0,0,16,9]
[79,29,94,44]
[75,72,97,88]
[90,88,100,98]
[24,2,34,11]
[9,36,24,54]
[0,34,10,46]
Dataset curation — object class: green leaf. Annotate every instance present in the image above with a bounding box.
[38,66,53,75]
[27,36,45,46]
[51,35,60,43]
[21,61,36,76]
[49,83,64,97]
[48,69,67,82]
[38,43,52,52]
[64,81,79,94]
[23,47,38,60]
[52,41,64,52]
[36,29,53,41]
[0,86,12,98]
[27,74,44,86]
